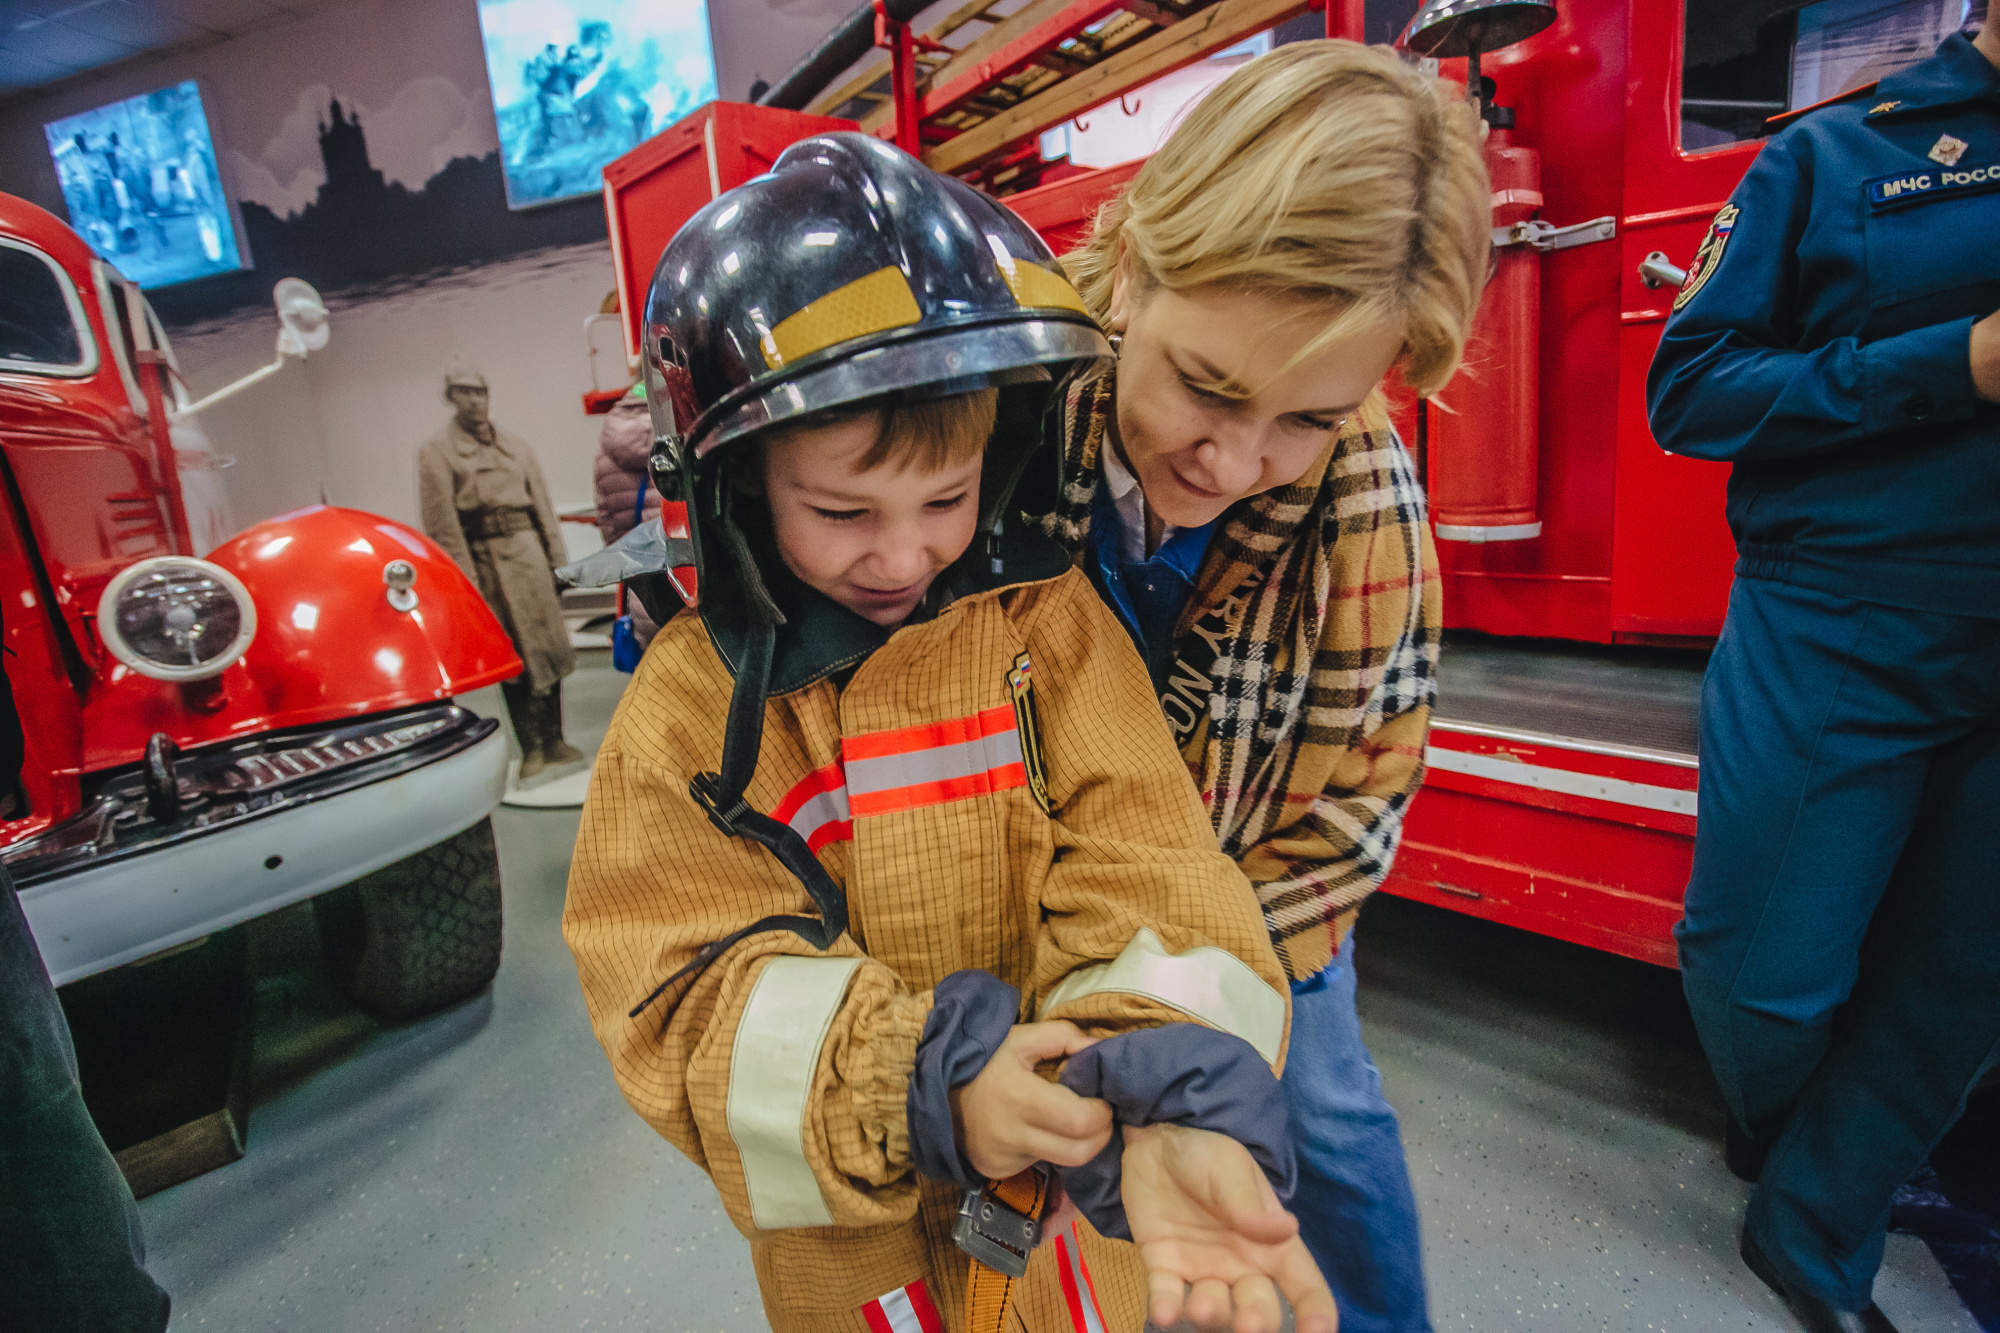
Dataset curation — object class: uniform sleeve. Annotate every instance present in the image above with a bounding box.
[1231,428,1440,983]
[1647,134,1980,463]
[415,443,476,578]
[562,647,929,1236]
[1020,576,1292,1064]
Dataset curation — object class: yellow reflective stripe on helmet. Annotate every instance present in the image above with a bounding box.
[984,235,1090,316]
[725,955,862,1229]
[1036,927,1284,1065]
[762,266,922,370]
[1000,260,1089,315]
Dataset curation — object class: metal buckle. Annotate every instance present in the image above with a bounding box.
[952,1173,1044,1278]
[688,773,750,837]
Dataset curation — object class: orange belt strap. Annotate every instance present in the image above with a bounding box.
[959,1168,1050,1333]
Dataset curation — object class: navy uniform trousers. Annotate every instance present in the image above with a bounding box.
[1680,574,2000,1310]
[0,863,171,1332]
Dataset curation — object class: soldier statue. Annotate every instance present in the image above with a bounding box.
[418,362,583,783]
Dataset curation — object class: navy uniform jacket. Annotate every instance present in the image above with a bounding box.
[1647,34,2000,615]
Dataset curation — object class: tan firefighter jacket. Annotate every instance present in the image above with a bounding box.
[564,567,1290,1332]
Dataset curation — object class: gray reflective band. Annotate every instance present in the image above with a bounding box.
[1038,927,1285,1065]
[845,728,1025,798]
[726,955,862,1230]
[1434,521,1543,543]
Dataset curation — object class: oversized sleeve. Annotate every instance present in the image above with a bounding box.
[415,440,475,577]
[1646,134,1980,463]
[1233,426,1440,982]
[561,639,930,1236]
[994,575,1297,1234]
[1019,576,1292,1066]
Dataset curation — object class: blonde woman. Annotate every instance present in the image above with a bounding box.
[1046,41,1489,1333]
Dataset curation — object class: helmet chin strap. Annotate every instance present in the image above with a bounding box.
[629,577,853,1023]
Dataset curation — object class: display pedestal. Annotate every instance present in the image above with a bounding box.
[58,929,251,1199]
[501,760,593,809]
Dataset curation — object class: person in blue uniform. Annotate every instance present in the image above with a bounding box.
[1648,22,2000,1333]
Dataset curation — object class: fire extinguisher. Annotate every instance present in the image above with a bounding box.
[1431,92,1542,544]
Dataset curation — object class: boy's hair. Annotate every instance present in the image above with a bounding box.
[1063,40,1490,397]
[763,386,999,472]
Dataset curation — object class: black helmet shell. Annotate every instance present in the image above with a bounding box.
[642,132,1106,459]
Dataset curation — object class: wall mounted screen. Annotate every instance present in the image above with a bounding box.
[44,81,247,290]
[475,0,719,209]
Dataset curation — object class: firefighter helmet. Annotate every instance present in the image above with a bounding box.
[640,131,1109,678]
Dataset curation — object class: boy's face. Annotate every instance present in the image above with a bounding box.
[760,412,983,628]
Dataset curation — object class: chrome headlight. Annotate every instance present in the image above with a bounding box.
[96,557,257,682]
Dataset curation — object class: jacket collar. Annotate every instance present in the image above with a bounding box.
[1867,33,2000,119]
[447,419,511,457]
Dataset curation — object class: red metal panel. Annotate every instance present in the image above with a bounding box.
[0,488,84,846]
[1003,158,1144,255]
[1386,784,1689,968]
[1605,0,1764,638]
[78,506,521,772]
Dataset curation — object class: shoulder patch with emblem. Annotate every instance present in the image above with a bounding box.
[1673,203,1739,312]
[1006,651,1052,814]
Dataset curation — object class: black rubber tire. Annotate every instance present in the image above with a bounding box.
[312,818,503,1021]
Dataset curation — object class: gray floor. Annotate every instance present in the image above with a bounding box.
[133,655,1975,1332]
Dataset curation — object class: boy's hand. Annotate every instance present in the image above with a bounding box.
[951,1021,1113,1181]
[1123,1122,1338,1333]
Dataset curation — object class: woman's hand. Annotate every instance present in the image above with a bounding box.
[1123,1122,1338,1333]
[951,1021,1113,1181]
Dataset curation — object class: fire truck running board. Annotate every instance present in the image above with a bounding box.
[1427,731,1697,816]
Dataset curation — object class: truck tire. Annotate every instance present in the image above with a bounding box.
[312,818,503,1021]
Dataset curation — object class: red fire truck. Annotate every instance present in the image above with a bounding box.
[588,0,1972,969]
[1,191,521,1019]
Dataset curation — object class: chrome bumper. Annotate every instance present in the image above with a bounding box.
[10,705,508,985]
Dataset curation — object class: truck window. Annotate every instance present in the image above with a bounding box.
[1682,0,1987,152]
[0,242,90,375]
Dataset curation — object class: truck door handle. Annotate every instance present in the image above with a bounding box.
[1639,251,1688,289]
[1491,216,1618,252]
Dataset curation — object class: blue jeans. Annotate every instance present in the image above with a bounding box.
[1679,578,2000,1310]
[1282,932,1432,1333]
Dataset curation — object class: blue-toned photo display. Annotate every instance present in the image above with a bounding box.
[44,81,247,289]
[475,0,719,208]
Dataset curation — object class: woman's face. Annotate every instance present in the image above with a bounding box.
[1107,269,1405,531]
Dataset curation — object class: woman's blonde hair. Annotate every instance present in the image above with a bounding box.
[1065,40,1490,397]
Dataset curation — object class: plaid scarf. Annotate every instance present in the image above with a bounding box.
[1042,374,1441,981]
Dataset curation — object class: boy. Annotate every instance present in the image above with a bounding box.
[563,134,1332,1333]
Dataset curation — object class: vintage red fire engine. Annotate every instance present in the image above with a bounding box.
[588,0,1954,969]
[0,191,521,1018]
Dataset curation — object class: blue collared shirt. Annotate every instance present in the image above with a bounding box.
[1086,447,1224,687]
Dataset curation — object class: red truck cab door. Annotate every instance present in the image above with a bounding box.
[1608,0,1776,640]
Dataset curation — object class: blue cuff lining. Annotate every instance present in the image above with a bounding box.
[906,970,1020,1188]
[1056,1023,1295,1240]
